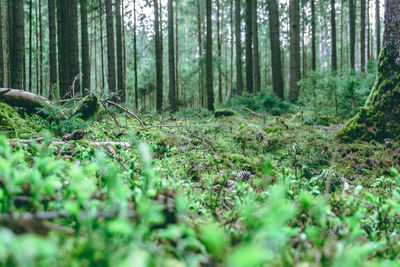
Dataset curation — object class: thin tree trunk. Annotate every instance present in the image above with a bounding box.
[39,0,43,95]
[175,1,179,105]
[361,0,366,72]
[245,0,253,93]
[99,0,105,93]
[235,0,243,95]
[311,0,316,71]
[81,0,90,95]
[168,0,176,111]
[252,0,260,93]
[197,0,204,106]
[206,0,214,111]
[268,0,284,99]
[28,0,32,91]
[375,0,380,58]
[229,0,233,98]
[289,0,301,102]
[105,0,116,96]
[349,0,356,70]
[367,0,371,62]
[154,0,163,111]
[48,0,57,98]
[69,0,80,95]
[116,0,125,102]
[217,0,222,102]
[340,0,344,72]
[133,0,138,109]
[0,0,4,88]
[331,0,337,72]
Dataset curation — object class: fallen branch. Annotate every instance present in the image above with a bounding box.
[0,88,53,113]
[102,99,146,129]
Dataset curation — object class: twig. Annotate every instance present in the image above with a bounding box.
[102,99,146,129]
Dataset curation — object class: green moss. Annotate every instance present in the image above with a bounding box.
[337,47,400,142]
[0,102,41,138]
[73,94,102,120]
[214,109,238,118]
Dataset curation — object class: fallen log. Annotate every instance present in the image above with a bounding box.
[0,88,53,113]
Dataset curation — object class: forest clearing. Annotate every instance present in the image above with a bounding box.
[1,0,400,266]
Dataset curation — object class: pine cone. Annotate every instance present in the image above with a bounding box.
[237,170,251,181]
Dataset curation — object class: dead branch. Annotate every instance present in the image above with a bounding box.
[0,88,54,113]
[102,99,146,129]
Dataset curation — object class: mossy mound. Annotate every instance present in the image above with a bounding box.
[73,94,102,120]
[337,47,400,142]
[214,109,238,118]
[0,102,41,138]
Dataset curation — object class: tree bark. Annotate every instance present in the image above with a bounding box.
[168,0,177,112]
[311,0,316,71]
[268,0,284,99]
[81,0,90,95]
[289,0,301,102]
[154,0,163,112]
[105,0,116,98]
[245,0,253,93]
[217,0,222,102]
[361,0,366,72]
[331,0,337,72]
[197,0,204,106]
[99,0,105,93]
[48,0,57,98]
[69,0,80,95]
[0,0,4,88]
[337,0,400,142]
[235,0,243,95]
[116,0,125,102]
[375,0,380,59]
[206,0,214,111]
[252,0,260,94]
[8,0,25,90]
[349,0,356,70]
[133,0,138,109]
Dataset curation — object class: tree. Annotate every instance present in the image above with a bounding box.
[268,0,284,99]
[360,0,366,72]
[349,0,356,70]
[375,0,381,59]
[81,0,90,95]
[0,0,3,88]
[217,0,222,102]
[154,0,163,111]
[8,0,25,89]
[289,0,301,102]
[235,0,243,95]
[245,0,253,93]
[168,0,177,111]
[133,0,138,109]
[337,0,400,142]
[116,0,125,102]
[69,0,80,95]
[106,0,116,98]
[206,0,214,111]
[48,0,57,97]
[311,0,316,71]
[331,0,337,72]
[252,0,260,93]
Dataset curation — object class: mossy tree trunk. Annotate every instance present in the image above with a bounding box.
[337,0,400,142]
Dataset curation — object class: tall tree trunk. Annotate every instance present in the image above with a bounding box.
[36,2,39,93]
[69,0,80,95]
[48,0,57,98]
[197,0,204,106]
[39,0,43,95]
[331,0,338,72]
[289,0,301,102]
[367,0,371,62]
[206,0,214,111]
[154,0,163,111]
[99,0,105,93]
[229,0,233,98]
[105,0,116,97]
[81,0,90,95]
[375,0,380,59]
[0,0,4,88]
[133,0,138,109]
[8,0,25,90]
[28,0,32,91]
[340,0,344,72]
[245,0,253,93]
[268,0,284,99]
[235,0,243,95]
[311,0,316,71]
[361,0,366,72]
[337,0,400,142]
[349,0,356,70]
[116,0,125,102]
[252,0,260,93]
[175,1,179,105]
[217,0,222,102]
[168,0,177,111]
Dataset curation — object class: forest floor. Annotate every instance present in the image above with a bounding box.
[1,103,400,266]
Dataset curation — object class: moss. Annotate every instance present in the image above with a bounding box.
[0,102,41,138]
[214,109,238,118]
[73,94,102,120]
[337,47,400,142]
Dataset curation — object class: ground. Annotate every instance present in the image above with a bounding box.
[1,103,400,266]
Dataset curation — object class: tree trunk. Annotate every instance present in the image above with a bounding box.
[217,0,222,102]
[133,0,138,109]
[268,0,284,99]
[0,0,4,88]
[168,0,177,112]
[235,0,243,95]
[99,0,105,93]
[154,0,163,112]
[105,0,116,97]
[69,0,80,95]
[197,0,204,106]
[206,0,214,111]
[331,0,337,72]
[116,0,125,102]
[289,0,301,102]
[48,0,57,98]
[252,0,260,93]
[311,0,316,71]
[81,0,90,95]
[245,0,253,93]
[39,0,43,95]
[375,0,380,59]
[349,0,356,70]
[8,0,25,90]
[337,0,400,142]
[360,0,366,72]
[175,1,179,105]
